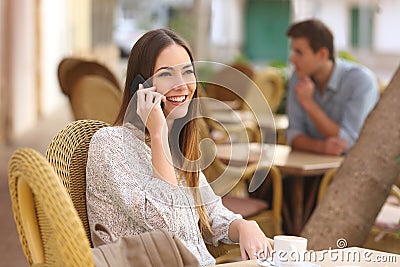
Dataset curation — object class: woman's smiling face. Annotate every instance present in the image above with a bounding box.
[152,44,196,120]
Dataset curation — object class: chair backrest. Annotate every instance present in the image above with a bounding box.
[57,57,123,124]
[68,75,122,124]
[252,67,285,113]
[8,148,93,266]
[46,119,110,246]
[205,62,254,110]
[58,57,121,93]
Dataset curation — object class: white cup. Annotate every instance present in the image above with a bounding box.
[273,235,308,266]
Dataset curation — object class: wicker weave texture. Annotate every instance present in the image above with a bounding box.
[8,148,93,266]
[46,120,110,246]
[252,67,285,113]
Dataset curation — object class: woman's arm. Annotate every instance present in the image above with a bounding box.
[150,131,177,185]
[136,85,177,185]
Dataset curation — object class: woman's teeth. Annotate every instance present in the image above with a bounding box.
[166,96,186,103]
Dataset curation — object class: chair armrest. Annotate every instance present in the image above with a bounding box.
[268,166,283,222]
[206,243,240,263]
[391,184,400,201]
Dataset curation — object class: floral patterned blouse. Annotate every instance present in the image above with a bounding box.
[86,124,241,266]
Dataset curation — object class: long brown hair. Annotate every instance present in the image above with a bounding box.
[114,28,212,235]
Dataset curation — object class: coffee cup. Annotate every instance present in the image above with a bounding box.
[273,235,308,266]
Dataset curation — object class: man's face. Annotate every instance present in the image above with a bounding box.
[289,37,325,78]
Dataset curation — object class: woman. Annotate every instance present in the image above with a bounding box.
[86,28,272,266]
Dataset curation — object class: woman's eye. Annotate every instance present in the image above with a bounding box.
[183,69,194,75]
[158,71,172,77]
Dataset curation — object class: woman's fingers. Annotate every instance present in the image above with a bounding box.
[153,93,165,107]
[137,85,156,101]
[136,84,166,130]
[240,245,247,261]
[266,242,273,258]
[137,86,164,106]
[138,84,156,92]
[243,240,273,261]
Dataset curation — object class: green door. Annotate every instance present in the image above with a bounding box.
[244,0,291,64]
[351,7,374,49]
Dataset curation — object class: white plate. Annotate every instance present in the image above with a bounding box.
[257,259,276,267]
[256,258,275,266]
[256,258,321,267]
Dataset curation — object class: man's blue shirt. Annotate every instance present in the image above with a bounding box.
[286,58,379,150]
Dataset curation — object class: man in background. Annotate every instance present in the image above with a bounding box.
[286,19,379,155]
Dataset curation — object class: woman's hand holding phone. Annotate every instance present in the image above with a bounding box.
[136,84,167,136]
[137,83,175,185]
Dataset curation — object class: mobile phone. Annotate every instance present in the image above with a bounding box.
[130,74,164,109]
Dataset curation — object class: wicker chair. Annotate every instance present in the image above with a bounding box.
[8,148,93,266]
[57,57,122,124]
[205,62,255,110]
[252,67,285,113]
[46,119,110,246]
[58,57,121,93]
[318,168,400,254]
[198,87,262,144]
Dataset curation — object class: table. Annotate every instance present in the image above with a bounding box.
[216,143,343,235]
[209,111,287,131]
[262,114,287,145]
[216,143,342,177]
[215,247,400,267]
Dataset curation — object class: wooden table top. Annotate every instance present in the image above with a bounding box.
[216,143,343,176]
[208,110,288,131]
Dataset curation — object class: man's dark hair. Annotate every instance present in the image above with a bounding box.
[287,19,335,61]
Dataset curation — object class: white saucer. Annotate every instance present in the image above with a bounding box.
[256,258,321,267]
[256,258,275,266]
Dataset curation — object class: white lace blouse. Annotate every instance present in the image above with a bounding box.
[86,124,241,266]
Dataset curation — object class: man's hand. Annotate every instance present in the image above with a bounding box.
[323,137,347,155]
[295,76,315,109]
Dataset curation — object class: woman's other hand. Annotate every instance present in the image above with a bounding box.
[229,219,273,261]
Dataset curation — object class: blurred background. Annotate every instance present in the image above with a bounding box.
[1,0,399,266]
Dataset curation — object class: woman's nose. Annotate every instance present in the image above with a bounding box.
[173,75,189,89]
[173,82,188,91]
